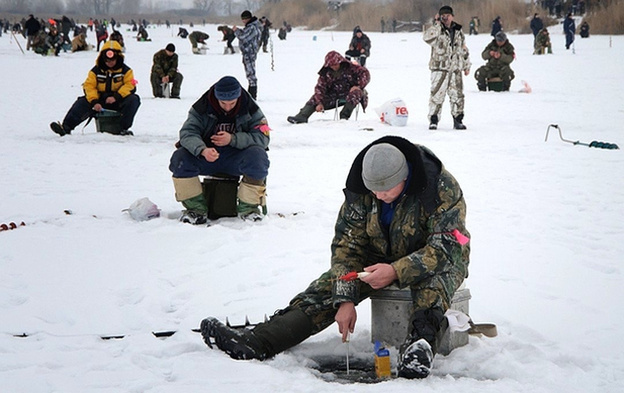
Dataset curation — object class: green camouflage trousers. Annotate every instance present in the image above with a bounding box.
[474,64,515,85]
[284,266,467,335]
[428,69,465,119]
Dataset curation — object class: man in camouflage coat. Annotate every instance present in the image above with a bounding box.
[287,51,370,124]
[233,10,262,99]
[474,31,515,91]
[150,43,183,98]
[423,5,471,130]
[201,135,470,379]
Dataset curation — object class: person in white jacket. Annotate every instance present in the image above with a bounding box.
[423,5,471,130]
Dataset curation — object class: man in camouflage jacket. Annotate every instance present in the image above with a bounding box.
[423,5,471,130]
[233,10,262,99]
[150,43,183,98]
[474,31,515,91]
[534,27,552,55]
[201,135,470,379]
[287,51,370,123]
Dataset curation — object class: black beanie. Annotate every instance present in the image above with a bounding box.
[241,10,252,20]
[165,43,175,52]
[439,5,454,16]
[214,76,242,101]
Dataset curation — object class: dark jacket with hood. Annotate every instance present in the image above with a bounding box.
[348,29,371,57]
[330,136,470,308]
[178,86,270,157]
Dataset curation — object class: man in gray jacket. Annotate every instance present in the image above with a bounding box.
[169,76,270,224]
[423,5,471,130]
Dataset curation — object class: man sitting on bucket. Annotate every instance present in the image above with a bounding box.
[201,135,470,379]
[169,76,270,224]
[287,51,370,124]
[50,40,140,136]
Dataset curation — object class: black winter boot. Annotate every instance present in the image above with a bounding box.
[248,85,257,100]
[50,121,69,136]
[428,114,438,130]
[339,102,356,120]
[397,308,447,379]
[287,104,315,124]
[453,114,467,130]
[200,308,313,360]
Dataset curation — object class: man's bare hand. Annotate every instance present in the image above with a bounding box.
[201,147,219,162]
[210,131,231,147]
[360,263,398,289]
[335,302,356,342]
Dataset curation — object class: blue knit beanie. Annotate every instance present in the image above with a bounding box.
[214,76,242,101]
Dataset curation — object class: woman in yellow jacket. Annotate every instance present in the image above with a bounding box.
[50,40,141,136]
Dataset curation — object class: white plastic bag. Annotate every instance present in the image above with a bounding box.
[375,98,409,127]
[123,197,161,221]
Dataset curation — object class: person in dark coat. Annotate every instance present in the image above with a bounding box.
[563,13,576,49]
[200,135,470,380]
[217,25,236,54]
[579,21,589,38]
[24,14,41,51]
[345,27,372,67]
[490,16,502,37]
[287,51,370,123]
[259,16,272,53]
[530,13,543,45]
[95,24,108,51]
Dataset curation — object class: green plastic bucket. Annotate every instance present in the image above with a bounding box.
[95,110,123,135]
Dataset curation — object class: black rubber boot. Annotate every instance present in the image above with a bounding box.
[50,121,69,136]
[339,102,356,120]
[453,114,467,130]
[397,308,447,379]
[252,308,314,356]
[429,114,439,130]
[248,85,257,100]
[201,308,314,360]
[287,104,315,124]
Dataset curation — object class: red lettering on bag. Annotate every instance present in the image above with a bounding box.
[395,107,408,115]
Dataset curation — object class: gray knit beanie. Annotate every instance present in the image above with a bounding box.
[362,143,409,191]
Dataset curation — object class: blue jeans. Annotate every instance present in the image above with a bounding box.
[169,145,269,181]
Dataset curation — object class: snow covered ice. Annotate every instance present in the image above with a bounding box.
[1,23,623,392]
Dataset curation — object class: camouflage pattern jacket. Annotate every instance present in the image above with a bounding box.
[151,49,179,79]
[330,136,470,307]
[535,29,551,49]
[423,21,471,73]
[308,51,370,110]
[481,39,515,68]
[178,87,269,157]
[234,17,262,57]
